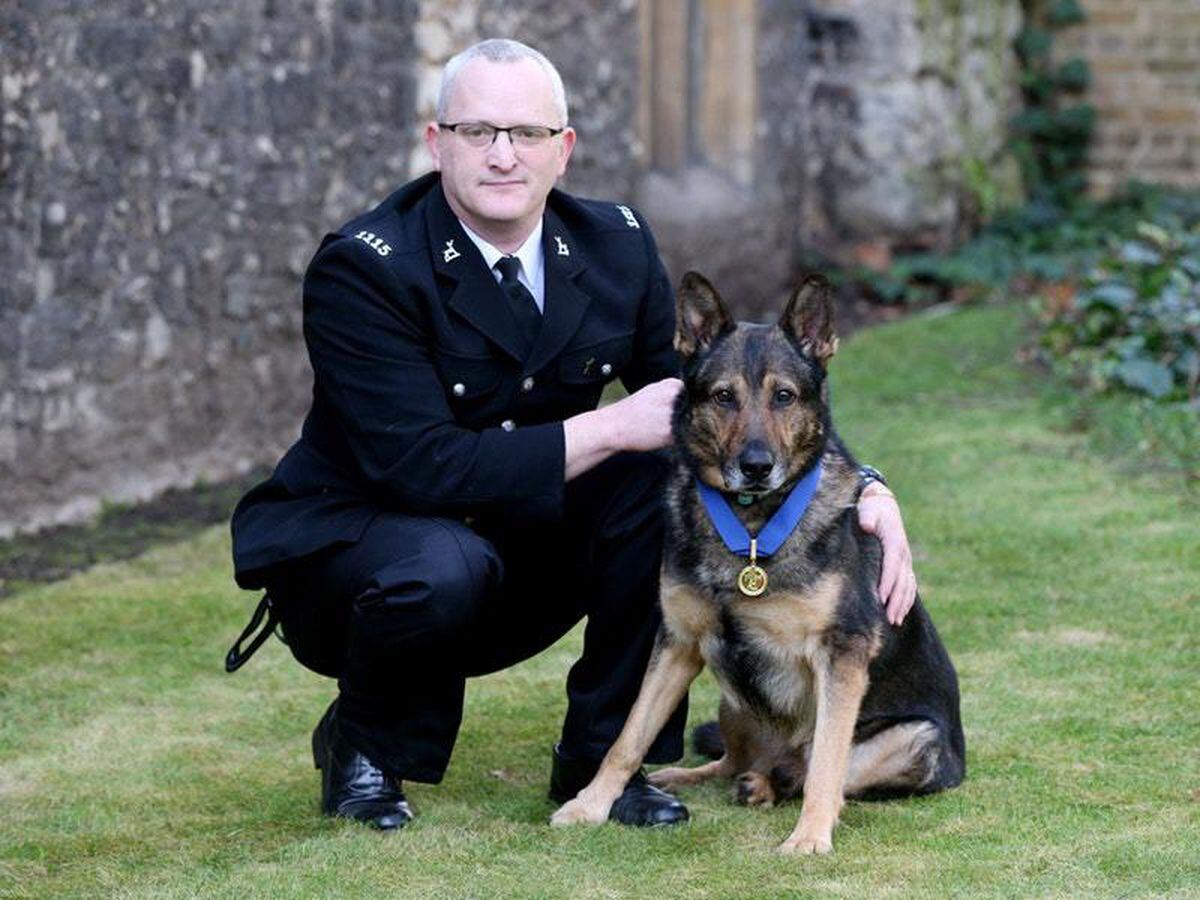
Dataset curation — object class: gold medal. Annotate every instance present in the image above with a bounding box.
[738,564,768,596]
[737,539,768,597]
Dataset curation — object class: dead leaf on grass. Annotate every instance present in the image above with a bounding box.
[1015,628,1112,647]
[1054,628,1110,647]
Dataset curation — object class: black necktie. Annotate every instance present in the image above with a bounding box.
[494,256,542,350]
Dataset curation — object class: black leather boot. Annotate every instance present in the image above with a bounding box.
[312,701,413,830]
[548,744,689,827]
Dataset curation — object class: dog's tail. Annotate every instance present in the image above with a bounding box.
[692,720,724,759]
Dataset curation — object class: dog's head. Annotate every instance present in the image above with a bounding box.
[673,271,838,495]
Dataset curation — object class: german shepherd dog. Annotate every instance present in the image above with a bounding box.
[550,272,965,854]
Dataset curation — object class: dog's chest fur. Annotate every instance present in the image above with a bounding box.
[661,451,870,733]
[664,571,845,732]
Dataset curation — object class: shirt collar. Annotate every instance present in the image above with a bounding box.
[459,218,544,283]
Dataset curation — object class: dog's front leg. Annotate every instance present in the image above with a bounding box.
[550,633,703,826]
[778,648,869,855]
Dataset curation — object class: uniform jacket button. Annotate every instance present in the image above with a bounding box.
[521,376,535,392]
[501,419,516,432]
[600,363,613,376]
[452,382,466,397]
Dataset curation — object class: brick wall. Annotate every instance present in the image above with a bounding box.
[1057,0,1200,195]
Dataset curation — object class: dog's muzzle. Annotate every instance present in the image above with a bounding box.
[727,443,784,493]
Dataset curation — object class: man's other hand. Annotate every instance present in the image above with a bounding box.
[857,487,918,626]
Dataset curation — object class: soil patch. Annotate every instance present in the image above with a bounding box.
[0,469,268,598]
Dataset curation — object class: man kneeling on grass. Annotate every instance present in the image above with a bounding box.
[227,38,918,830]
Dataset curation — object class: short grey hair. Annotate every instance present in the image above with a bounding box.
[436,39,569,126]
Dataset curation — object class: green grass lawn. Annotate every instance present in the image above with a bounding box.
[2,304,1197,899]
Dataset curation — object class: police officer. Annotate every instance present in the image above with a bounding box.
[229,39,919,831]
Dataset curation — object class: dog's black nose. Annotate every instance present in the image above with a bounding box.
[738,447,774,484]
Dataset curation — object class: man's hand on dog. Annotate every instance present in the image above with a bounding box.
[857,489,918,626]
[564,378,682,480]
[607,377,683,451]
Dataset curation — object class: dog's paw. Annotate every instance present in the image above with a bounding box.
[735,771,775,808]
[777,829,833,855]
[549,795,609,826]
[647,766,692,790]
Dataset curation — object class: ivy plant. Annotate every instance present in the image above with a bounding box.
[1040,199,1200,402]
[1011,0,1094,208]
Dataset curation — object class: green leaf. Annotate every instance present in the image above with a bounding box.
[1054,105,1096,137]
[1083,307,1118,341]
[1113,334,1148,360]
[1046,0,1087,27]
[1025,253,1070,282]
[1021,72,1056,103]
[1134,221,1173,249]
[1119,241,1163,267]
[1174,349,1200,380]
[1085,281,1137,310]
[1115,359,1175,397]
[1056,173,1089,199]
[1055,58,1091,93]
[1015,27,1052,61]
[1010,108,1055,136]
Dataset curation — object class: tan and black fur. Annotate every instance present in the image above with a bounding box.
[550,272,965,854]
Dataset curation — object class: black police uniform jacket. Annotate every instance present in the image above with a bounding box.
[231,173,679,588]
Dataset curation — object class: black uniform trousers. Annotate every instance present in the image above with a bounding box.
[263,450,687,783]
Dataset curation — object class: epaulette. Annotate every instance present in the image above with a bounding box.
[552,191,650,237]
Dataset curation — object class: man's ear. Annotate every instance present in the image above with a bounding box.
[780,274,838,365]
[556,127,576,176]
[675,271,734,358]
[424,122,442,170]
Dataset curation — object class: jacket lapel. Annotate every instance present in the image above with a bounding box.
[524,206,591,377]
[427,185,527,363]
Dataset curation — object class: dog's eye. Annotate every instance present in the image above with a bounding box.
[774,388,796,405]
[712,388,736,406]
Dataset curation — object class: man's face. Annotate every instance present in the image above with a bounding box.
[426,57,576,243]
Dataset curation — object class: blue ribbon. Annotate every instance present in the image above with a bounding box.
[696,461,824,558]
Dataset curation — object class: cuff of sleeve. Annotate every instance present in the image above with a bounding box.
[491,420,566,521]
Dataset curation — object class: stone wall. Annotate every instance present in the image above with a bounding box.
[1,2,421,536]
[1056,0,1200,195]
[635,0,1026,312]
[634,0,811,316]
[797,0,1025,267]
[0,0,1024,535]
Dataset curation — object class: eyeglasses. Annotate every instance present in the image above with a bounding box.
[438,121,565,148]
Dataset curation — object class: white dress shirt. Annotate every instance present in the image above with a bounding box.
[458,219,546,313]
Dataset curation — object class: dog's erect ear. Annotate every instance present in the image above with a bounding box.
[781,274,838,365]
[676,271,734,358]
